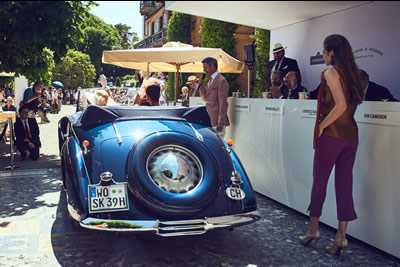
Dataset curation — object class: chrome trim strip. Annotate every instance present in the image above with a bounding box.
[69,127,91,182]
[112,122,123,144]
[158,230,207,237]
[78,210,261,236]
[187,122,203,142]
[158,219,205,225]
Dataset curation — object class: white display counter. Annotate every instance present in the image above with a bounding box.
[189,96,400,258]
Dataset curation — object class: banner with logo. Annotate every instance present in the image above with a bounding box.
[270,1,400,100]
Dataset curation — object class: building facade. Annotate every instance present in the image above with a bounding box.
[135,1,169,49]
[137,1,254,94]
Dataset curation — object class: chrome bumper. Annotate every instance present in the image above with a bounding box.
[78,211,261,237]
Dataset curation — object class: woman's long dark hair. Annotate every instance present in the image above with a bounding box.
[324,34,363,104]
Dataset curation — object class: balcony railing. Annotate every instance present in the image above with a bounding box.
[140,1,157,16]
[134,28,167,49]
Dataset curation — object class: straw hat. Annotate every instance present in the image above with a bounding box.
[186,75,199,84]
[272,43,287,53]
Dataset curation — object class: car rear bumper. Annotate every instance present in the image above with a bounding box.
[79,211,261,237]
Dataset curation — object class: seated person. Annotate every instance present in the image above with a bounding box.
[178,86,190,106]
[269,70,288,99]
[160,82,168,106]
[90,87,116,107]
[37,98,51,123]
[134,77,160,106]
[2,96,17,111]
[360,69,398,101]
[0,96,16,141]
[140,84,161,106]
[14,105,41,160]
[94,90,109,106]
[187,75,201,97]
[284,71,307,99]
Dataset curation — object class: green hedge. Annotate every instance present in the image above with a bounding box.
[253,28,270,97]
[200,18,238,96]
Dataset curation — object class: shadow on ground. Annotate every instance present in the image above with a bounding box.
[0,143,60,170]
[49,190,400,266]
[0,168,62,218]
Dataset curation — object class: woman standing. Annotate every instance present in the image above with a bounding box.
[299,34,364,255]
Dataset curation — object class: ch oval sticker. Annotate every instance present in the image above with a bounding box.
[226,186,245,200]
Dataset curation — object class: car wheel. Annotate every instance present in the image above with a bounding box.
[127,132,219,218]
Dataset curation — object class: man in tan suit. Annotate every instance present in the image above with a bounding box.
[199,57,230,138]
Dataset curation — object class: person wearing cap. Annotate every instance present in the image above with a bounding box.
[2,96,17,112]
[187,75,201,97]
[265,43,301,91]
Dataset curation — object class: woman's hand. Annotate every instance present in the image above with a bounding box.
[318,124,324,137]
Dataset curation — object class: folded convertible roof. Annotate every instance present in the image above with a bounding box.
[70,105,212,129]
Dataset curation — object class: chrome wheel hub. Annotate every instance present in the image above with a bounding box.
[147,145,203,193]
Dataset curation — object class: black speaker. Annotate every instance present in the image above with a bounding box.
[243,43,255,66]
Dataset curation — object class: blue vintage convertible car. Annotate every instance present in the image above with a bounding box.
[58,99,260,236]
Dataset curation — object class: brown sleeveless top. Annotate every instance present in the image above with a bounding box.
[320,67,358,139]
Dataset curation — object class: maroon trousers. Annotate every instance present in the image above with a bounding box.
[308,134,358,221]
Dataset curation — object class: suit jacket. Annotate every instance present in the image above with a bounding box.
[365,81,398,102]
[200,73,230,127]
[14,117,41,148]
[265,57,301,89]
[2,104,17,112]
[290,84,307,99]
[309,83,321,100]
[189,85,200,97]
[278,84,289,99]
[178,93,189,101]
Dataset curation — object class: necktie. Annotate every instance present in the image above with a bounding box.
[207,78,213,89]
[193,85,199,96]
[273,61,279,71]
[25,121,30,139]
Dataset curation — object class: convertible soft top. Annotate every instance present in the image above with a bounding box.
[70,105,212,129]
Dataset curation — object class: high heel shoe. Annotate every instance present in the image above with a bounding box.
[299,230,321,247]
[325,239,349,255]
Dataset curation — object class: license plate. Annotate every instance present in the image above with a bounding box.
[226,186,245,200]
[88,183,129,213]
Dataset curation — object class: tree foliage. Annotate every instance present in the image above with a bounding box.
[167,12,192,44]
[166,12,192,100]
[115,23,139,49]
[36,48,55,86]
[253,28,270,97]
[0,1,96,79]
[200,18,239,95]
[52,49,96,90]
[76,14,122,79]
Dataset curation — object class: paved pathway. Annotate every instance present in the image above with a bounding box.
[0,104,399,266]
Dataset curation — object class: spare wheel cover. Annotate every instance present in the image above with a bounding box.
[127,131,219,217]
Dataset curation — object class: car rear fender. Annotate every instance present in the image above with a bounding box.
[65,137,90,211]
[58,116,70,152]
[228,146,257,212]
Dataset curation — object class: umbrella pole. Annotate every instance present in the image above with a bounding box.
[174,64,182,103]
